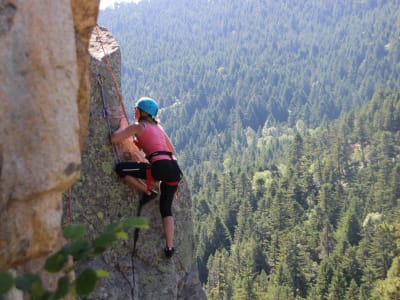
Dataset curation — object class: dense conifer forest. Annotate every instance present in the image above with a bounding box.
[99,1,400,298]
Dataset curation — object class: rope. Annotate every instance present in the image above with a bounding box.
[94,26,128,120]
[68,188,73,223]
[94,25,142,162]
[95,25,140,299]
[98,74,121,164]
[133,200,144,252]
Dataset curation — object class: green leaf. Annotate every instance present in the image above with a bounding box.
[95,270,109,278]
[102,222,123,234]
[44,252,68,273]
[15,273,41,292]
[123,217,149,229]
[75,269,98,297]
[92,232,117,253]
[116,231,128,240]
[0,271,14,294]
[91,245,106,255]
[62,239,91,261]
[63,224,87,240]
[53,276,70,299]
[30,281,48,300]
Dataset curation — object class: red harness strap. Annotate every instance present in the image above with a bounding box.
[146,165,154,192]
[164,181,179,186]
[165,181,180,200]
[145,166,180,199]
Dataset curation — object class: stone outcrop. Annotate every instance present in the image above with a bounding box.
[0,0,99,270]
[0,1,205,297]
[64,26,206,300]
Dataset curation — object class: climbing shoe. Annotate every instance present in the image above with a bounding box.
[140,190,158,205]
[164,246,175,258]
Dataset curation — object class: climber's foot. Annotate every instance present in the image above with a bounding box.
[140,190,158,205]
[164,246,175,258]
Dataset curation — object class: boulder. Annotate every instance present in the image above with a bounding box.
[0,0,98,274]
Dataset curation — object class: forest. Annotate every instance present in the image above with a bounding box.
[99,1,400,299]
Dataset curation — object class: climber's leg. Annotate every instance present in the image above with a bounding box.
[162,216,174,249]
[123,176,147,193]
[159,182,178,257]
[115,161,148,191]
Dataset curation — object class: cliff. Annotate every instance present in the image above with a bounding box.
[0,1,204,298]
[65,26,206,300]
[0,0,98,273]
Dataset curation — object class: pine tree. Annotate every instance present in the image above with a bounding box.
[231,239,257,300]
[334,205,361,252]
[281,234,309,297]
[370,256,400,300]
[314,258,334,299]
[340,245,362,286]
[327,268,346,300]
[206,249,230,300]
[252,270,269,300]
[345,279,359,300]
[319,219,336,259]
[365,224,397,282]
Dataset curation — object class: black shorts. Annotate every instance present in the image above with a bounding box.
[115,160,182,217]
[115,160,181,182]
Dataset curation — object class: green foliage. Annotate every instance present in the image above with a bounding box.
[99,0,400,173]
[0,271,14,294]
[98,1,400,298]
[371,256,400,299]
[199,89,399,299]
[0,217,147,299]
[15,273,48,300]
[75,269,98,297]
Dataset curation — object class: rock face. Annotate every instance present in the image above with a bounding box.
[0,0,99,270]
[0,1,205,297]
[65,26,206,300]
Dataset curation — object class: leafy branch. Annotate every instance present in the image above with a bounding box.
[0,217,148,299]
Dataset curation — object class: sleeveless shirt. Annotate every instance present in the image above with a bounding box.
[136,122,174,162]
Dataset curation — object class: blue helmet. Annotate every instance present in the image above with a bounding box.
[135,97,159,118]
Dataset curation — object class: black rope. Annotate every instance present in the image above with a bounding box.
[97,73,120,164]
[133,196,146,253]
[98,73,139,298]
[97,73,156,299]
[130,196,145,299]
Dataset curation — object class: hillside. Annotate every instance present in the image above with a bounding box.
[98,1,400,299]
[99,0,400,169]
[195,89,400,299]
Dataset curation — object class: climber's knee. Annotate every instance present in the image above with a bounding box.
[114,162,126,178]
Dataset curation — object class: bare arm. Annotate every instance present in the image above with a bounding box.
[111,118,143,144]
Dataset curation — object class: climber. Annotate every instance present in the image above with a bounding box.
[110,97,182,258]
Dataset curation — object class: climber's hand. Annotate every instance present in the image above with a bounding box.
[119,117,129,129]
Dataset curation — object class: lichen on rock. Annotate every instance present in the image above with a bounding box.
[65,26,206,300]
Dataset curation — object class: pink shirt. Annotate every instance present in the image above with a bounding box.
[136,123,174,162]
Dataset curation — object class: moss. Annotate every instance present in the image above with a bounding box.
[101,161,113,175]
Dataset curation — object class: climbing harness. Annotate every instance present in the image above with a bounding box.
[144,151,182,202]
[146,150,174,161]
[145,151,182,188]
